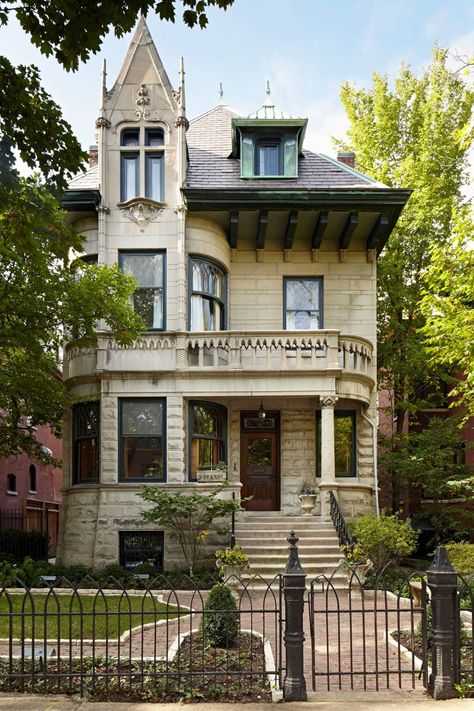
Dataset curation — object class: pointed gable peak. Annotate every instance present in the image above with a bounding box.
[108,16,176,109]
[132,15,154,47]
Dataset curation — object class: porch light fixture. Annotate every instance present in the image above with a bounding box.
[258,400,266,420]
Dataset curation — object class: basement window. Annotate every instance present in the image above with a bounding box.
[119,531,164,571]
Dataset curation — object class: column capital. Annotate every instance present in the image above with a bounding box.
[320,395,338,408]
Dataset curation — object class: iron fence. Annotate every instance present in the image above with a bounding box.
[0,572,282,702]
[0,507,59,559]
[455,573,474,694]
[308,562,429,692]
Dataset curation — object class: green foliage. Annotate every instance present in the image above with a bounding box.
[2,1,235,71]
[444,543,474,576]
[201,583,239,647]
[0,172,144,460]
[336,46,474,512]
[341,542,367,565]
[139,486,241,575]
[348,513,417,574]
[215,545,248,568]
[421,209,474,419]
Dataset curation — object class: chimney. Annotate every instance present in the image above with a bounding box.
[89,144,98,168]
[337,151,356,169]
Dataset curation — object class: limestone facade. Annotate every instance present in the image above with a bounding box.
[57,18,409,569]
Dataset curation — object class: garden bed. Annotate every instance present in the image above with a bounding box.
[0,631,272,703]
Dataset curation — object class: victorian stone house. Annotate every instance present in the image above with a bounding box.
[57,18,410,572]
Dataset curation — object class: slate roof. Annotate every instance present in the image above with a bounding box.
[68,165,99,190]
[186,105,382,191]
[67,106,383,192]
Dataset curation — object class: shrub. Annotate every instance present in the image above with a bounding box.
[0,529,48,561]
[201,583,239,647]
[215,545,248,569]
[348,513,417,575]
[444,543,474,576]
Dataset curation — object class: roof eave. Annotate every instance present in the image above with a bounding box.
[62,189,101,212]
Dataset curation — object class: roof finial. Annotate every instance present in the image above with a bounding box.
[218,82,224,100]
[266,80,271,96]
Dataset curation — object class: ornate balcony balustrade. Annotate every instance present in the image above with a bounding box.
[65,330,373,380]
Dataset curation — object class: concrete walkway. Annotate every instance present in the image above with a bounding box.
[0,692,472,710]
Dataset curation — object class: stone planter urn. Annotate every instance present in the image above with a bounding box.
[341,559,373,587]
[298,493,318,515]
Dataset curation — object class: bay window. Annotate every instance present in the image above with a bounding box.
[120,399,166,482]
[189,402,227,481]
[120,251,165,330]
[73,401,100,483]
[189,257,226,331]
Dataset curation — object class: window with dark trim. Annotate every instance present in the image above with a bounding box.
[120,251,165,330]
[120,127,165,202]
[284,277,323,329]
[119,531,164,570]
[29,465,37,492]
[315,410,356,477]
[120,399,166,482]
[189,401,227,481]
[72,401,100,483]
[6,473,16,493]
[189,257,226,331]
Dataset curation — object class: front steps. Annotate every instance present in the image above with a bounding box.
[234,512,347,589]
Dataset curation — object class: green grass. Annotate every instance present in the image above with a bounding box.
[0,593,181,639]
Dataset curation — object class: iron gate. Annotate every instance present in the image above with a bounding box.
[308,565,429,692]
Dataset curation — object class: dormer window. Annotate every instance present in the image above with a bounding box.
[232,115,306,180]
[241,131,298,178]
[120,127,164,202]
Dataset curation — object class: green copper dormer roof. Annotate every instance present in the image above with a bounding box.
[231,117,308,158]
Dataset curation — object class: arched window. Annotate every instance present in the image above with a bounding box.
[189,258,226,331]
[189,401,227,481]
[7,473,16,493]
[29,465,37,492]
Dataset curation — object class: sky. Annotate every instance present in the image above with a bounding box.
[1,0,474,158]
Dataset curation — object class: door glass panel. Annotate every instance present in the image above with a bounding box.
[248,438,272,468]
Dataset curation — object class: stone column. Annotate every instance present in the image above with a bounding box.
[319,395,338,520]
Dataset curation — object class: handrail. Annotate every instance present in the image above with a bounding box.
[329,490,356,549]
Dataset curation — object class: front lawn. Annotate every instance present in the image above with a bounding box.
[0,593,180,639]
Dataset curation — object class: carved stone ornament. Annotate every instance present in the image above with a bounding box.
[119,199,163,231]
[172,87,181,103]
[320,395,339,408]
[95,116,111,129]
[174,115,189,130]
[135,83,150,119]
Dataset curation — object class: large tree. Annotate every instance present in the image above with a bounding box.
[336,47,474,512]
[0,1,235,459]
[420,206,474,419]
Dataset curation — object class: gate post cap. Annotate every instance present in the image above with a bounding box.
[285,530,305,574]
[427,546,455,574]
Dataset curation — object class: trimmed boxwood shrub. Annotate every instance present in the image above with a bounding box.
[201,583,239,647]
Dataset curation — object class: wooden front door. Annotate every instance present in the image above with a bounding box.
[240,412,279,511]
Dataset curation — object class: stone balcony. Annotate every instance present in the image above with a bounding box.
[64,330,374,401]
